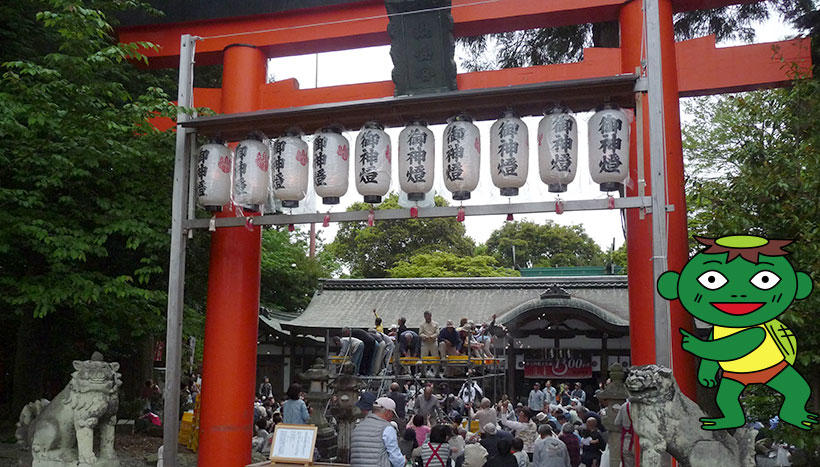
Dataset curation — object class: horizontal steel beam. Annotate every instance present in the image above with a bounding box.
[182,74,638,140]
[184,196,652,229]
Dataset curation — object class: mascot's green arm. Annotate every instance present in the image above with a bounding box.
[681,327,765,361]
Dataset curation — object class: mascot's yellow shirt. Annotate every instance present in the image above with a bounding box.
[713,324,784,373]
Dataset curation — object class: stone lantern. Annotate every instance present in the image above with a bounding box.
[595,363,632,467]
[329,362,364,463]
[298,358,337,461]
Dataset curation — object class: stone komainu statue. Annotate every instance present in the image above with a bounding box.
[16,352,122,467]
[625,365,755,467]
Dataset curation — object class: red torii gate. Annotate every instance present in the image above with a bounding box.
[118,1,811,466]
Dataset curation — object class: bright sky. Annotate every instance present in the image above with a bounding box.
[266,12,799,254]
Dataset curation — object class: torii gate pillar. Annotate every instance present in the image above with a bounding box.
[621,0,697,398]
[198,44,265,467]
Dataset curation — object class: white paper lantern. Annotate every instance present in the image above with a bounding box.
[233,135,269,211]
[398,121,435,201]
[313,126,349,205]
[538,107,578,193]
[443,114,480,201]
[355,121,391,204]
[271,130,309,208]
[490,111,528,196]
[588,105,630,192]
[195,140,233,211]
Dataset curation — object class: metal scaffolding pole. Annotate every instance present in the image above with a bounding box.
[643,0,672,369]
[162,34,197,467]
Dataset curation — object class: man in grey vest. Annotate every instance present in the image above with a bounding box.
[350,397,405,467]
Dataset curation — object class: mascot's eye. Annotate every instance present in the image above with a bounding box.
[697,270,728,290]
[750,270,780,290]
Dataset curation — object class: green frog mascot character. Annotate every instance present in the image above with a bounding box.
[657,235,816,430]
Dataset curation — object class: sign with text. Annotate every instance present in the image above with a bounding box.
[524,358,592,379]
[270,424,317,464]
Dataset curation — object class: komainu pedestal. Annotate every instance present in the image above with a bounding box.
[16,352,122,467]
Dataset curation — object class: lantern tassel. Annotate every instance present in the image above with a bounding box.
[287,223,295,232]
[367,209,375,227]
[608,195,616,209]
[456,207,465,222]
[323,214,331,228]
[506,213,514,222]
[555,199,564,215]
[410,206,418,218]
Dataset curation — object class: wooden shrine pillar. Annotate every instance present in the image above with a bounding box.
[198,44,265,467]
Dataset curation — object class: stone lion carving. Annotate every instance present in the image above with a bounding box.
[625,365,755,467]
[16,352,122,467]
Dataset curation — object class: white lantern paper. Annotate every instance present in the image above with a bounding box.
[355,121,391,204]
[272,130,309,208]
[233,136,269,211]
[490,111,528,196]
[588,105,630,192]
[443,114,480,201]
[313,127,349,205]
[538,107,578,193]
[398,121,435,201]
[195,140,233,210]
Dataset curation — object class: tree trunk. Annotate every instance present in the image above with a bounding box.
[11,310,44,419]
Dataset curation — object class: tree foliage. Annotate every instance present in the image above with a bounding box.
[485,220,605,269]
[328,193,475,277]
[260,228,339,314]
[387,252,519,278]
[458,2,816,71]
[0,0,181,415]
[683,78,820,456]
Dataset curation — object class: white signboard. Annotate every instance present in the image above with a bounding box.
[270,424,317,464]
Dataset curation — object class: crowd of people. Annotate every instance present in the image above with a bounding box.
[348,379,612,467]
[252,380,313,454]
[249,373,615,467]
[333,310,501,376]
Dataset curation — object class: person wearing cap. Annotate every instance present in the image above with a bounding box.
[463,437,488,467]
[570,382,586,405]
[438,320,461,375]
[350,397,405,467]
[499,408,538,456]
[356,391,378,417]
[479,423,501,458]
[532,424,571,467]
[419,311,440,375]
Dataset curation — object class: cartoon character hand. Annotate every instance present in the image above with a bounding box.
[680,328,702,355]
[697,361,719,387]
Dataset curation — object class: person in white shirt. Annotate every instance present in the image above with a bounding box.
[528,383,546,411]
[542,380,557,405]
[336,335,364,374]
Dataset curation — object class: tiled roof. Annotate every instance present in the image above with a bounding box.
[282,276,628,336]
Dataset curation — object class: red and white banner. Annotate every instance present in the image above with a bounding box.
[524,358,592,379]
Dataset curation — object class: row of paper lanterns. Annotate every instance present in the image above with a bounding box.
[195,105,629,211]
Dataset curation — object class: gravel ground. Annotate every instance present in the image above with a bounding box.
[0,433,211,467]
